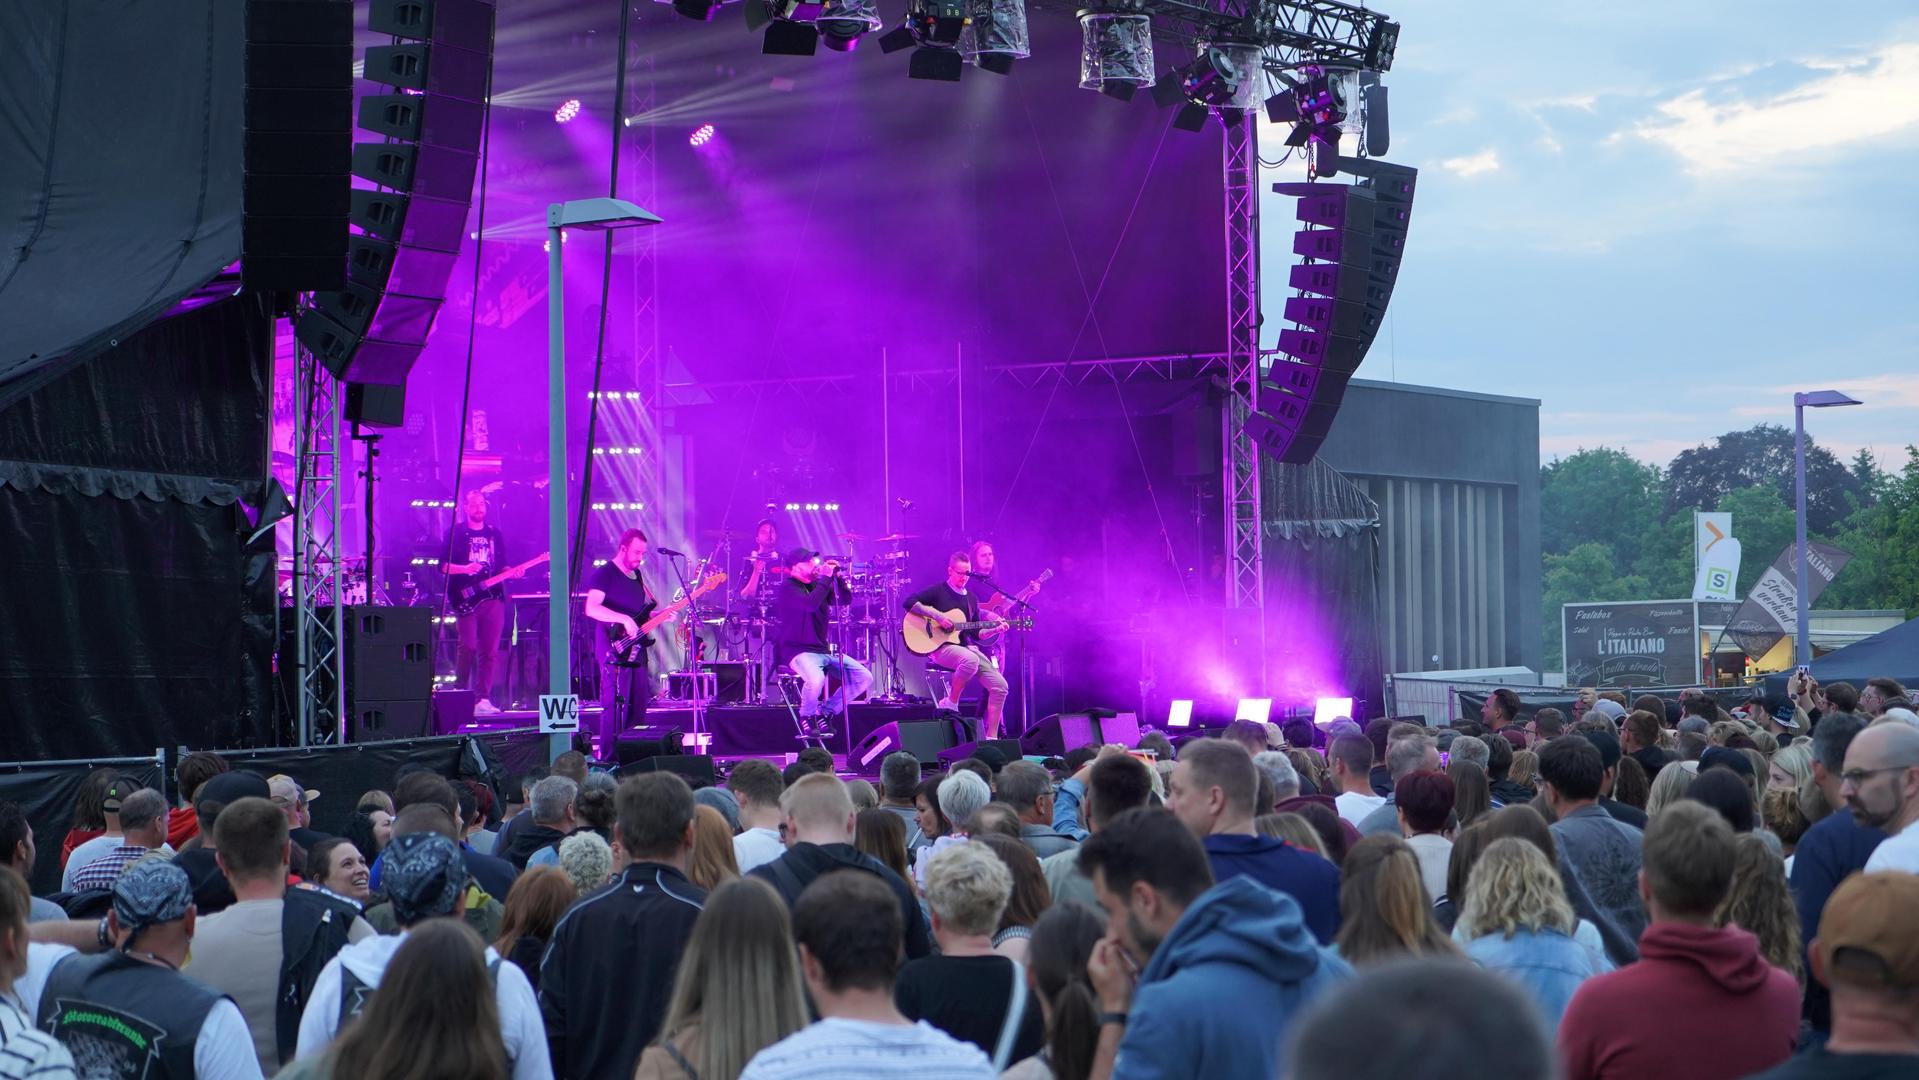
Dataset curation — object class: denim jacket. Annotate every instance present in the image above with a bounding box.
[1460,927,1608,1030]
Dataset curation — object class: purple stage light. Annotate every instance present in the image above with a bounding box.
[554,98,582,124]
[689,123,716,147]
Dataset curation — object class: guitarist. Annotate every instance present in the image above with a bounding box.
[444,489,507,715]
[904,551,1010,739]
[583,528,661,749]
[773,548,873,739]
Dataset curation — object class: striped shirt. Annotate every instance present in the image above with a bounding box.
[0,995,74,1080]
[740,1018,993,1080]
[67,845,151,893]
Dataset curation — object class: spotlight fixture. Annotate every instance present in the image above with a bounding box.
[959,0,1028,75]
[878,0,970,81]
[1152,42,1259,130]
[688,122,716,147]
[1263,64,1360,158]
[818,0,883,51]
[1077,9,1153,99]
[747,0,828,56]
[553,98,581,123]
[669,0,726,21]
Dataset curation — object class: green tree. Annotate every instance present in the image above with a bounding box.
[1540,448,1665,566]
[1824,447,1919,615]
[1665,424,1865,533]
[1541,542,1655,670]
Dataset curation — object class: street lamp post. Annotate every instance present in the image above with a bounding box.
[1792,389,1861,668]
[546,197,662,762]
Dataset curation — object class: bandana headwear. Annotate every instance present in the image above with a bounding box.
[382,832,465,925]
[112,861,193,946]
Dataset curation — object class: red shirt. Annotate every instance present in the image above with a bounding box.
[166,806,200,849]
[1559,922,1799,1080]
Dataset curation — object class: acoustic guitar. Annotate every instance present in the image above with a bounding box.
[901,609,1034,656]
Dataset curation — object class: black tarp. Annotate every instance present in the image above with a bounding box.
[0,757,164,897]
[1263,459,1388,719]
[1760,616,1919,698]
[0,294,277,758]
[0,0,243,406]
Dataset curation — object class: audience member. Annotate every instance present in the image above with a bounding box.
[1529,708,1566,742]
[728,759,788,874]
[939,770,993,834]
[193,797,374,1074]
[879,752,929,852]
[1540,737,1648,954]
[1484,733,1531,808]
[950,758,995,793]
[1293,802,1352,867]
[1847,721,1919,873]
[170,750,230,848]
[67,787,168,893]
[1334,835,1457,967]
[0,800,62,922]
[360,804,503,942]
[0,866,75,1075]
[1509,748,1539,791]
[174,770,275,914]
[283,920,508,1080]
[1749,872,1919,1079]
[1577,729,1648,829]
[1042,754,1154,909]
[1454,837,1606,1030]
[1611,753,1650,812]
[340,811,390,869]
[688,805,742,891]
[1447,759,1491,829]
[1621,709,1672,780]
[37,862,263,1079]
[540,774,704,1080]
[1687,766,1760,834]
[1079,808,1349,1078]
[1328,736,1383,825]
[1357,734,1443,838]
[1557,802,1798,1080]
[856,808,913,884]
[968,802,1024,841]
[998,761,1078,858]
[1764,788,1813,869]
[739,873,992,1079]
[493,866,575,996]
[1165,739,1339,943]
[56,770,122,879]
[917,776,954,844]
[461,778,501,855]
[1714,833,1802,982]
[1287,957,1553,1080]
[750,774,931,960]
[498,775,580,871]
[978,833,1050,964]
[384,773,518,902]
[898,843,1044,1068]
[1645,758,1696,818]
[1794,711,1888,1036]
[267,774,329,851]
[305,837,371,906]
[636,878,807,1080]
[569,772,620,843]
[1859,678,1906,718]
[846,779,880,812]
[556,830,613,897]
[1394,770,1454,904]
[1002,901,1103,1080]
[694,785,742,835]
[1448,734,1489,772]
[1255,813,1331,861]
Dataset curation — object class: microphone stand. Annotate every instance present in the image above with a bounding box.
[972,573,1037,736]
[663,551,708,747]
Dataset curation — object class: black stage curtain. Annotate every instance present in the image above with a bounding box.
[1264,459,1388,719]
[0,295,276,758]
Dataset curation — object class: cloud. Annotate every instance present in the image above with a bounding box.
[1438,148,1501,177]
[1624,42,1919,174]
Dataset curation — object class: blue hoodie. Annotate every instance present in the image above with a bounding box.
[1113,876,1351,1080]
[1203,833,1342,944]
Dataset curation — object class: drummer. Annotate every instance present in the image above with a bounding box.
[738,518,782,599]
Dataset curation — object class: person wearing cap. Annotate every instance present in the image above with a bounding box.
[1750,872,1919,1078]
[296,832,549,1079]
[1846,721,1919,875]
[67,788,169,894]
[173,771,276,915]
[29,861,264,1079]
[268,774,331,851]
[773,546,873,739]
[1589,698,1628,725]
[61,779,175,893]
[1580,729,1648,830]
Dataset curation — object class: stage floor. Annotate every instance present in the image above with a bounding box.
[456,699,973,762]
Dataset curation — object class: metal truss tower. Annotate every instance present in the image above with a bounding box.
[1222,112,1264,619]
[292,345,345,745]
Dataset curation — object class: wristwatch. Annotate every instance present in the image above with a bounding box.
[1099,1011,1129,1027]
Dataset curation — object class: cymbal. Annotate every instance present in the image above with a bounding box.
[873,532,919,542]
[836,531,867,541]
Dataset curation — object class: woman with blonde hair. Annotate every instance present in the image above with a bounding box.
[1714,833,1803,983]
[1455,837,1607,1029]
[1644,758,1697,818]
[686,805,740,891]
[1333,835,1458,967]
[1507,749,1539,795]
[1256,812,1331,860]
[1769,741,1829,822]
[636,878,809,1080]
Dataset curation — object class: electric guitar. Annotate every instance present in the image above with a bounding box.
[449,553,550,614]
[982,568,1053,615]
[607,572,727,664]
[901,609,1035,656]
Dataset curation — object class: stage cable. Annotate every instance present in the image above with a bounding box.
[570,0,635,589]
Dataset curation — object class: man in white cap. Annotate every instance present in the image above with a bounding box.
[267,773,330,850]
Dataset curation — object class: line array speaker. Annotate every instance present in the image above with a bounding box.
[242,0,353,292]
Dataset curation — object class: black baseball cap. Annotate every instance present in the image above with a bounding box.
[196,770,271,814]
[783,547,817,567]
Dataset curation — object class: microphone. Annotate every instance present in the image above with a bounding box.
[657,547,686,558]
[965,571,990,579]
[898,498,916,511]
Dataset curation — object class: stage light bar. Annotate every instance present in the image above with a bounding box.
[1313,696,1354,726]
[554,98,581,124]
[408,499,457,509]
[689,123,716,147]
[1234,697,1273,724]
[1077,10,1153,99]
[1167,699,1194,728]
[409,557,443,567]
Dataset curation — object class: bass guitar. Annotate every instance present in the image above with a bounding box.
[901,609,1034,657]
[607,571,727,665]
[449,552,550,615]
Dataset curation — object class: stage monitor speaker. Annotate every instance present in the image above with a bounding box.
[345,381,405,427]
[616,728,685,765]
[938,738,1024,767]
[1020,711,1142,757]
[620,755,717,789]
[851,720,957,771]
[242,0,353,292]
[344,605,433,702]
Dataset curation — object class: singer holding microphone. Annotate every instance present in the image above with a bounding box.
[772,547,873,739]
[904,550,1010,738]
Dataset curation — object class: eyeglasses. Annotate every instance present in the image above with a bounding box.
[1840,764,1914,787]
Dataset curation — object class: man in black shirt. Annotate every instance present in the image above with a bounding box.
[773,548,873,738]
[905,551,1010,737]
[584,528,662,752]
[445,489,507,714]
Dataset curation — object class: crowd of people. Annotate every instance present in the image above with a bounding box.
[2,672,1918,1079]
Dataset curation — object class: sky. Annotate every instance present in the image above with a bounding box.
[1255,1,1919,469]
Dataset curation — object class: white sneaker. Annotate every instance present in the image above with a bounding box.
[474,699,501,715]
[935,696,957,712]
